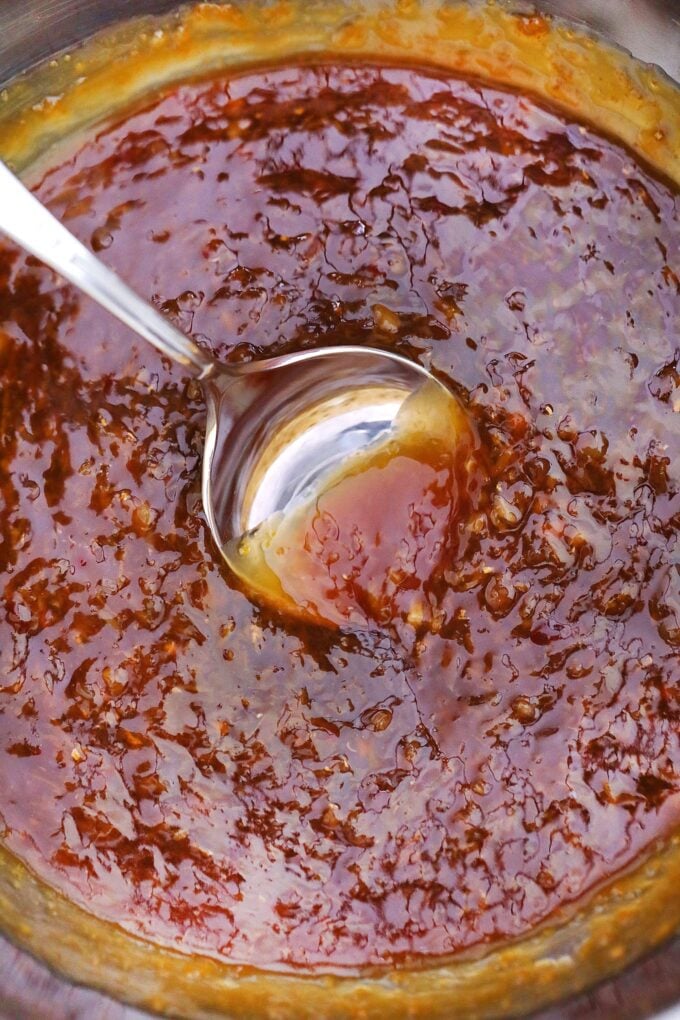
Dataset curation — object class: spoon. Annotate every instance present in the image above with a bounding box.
[0,160,463,612]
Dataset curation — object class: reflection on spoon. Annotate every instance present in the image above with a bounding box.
[225,378,485,629]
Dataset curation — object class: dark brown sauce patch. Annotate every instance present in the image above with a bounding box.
[0,63,678,971]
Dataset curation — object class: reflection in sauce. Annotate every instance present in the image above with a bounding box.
[230,379,485,628]
[0,63,678,973]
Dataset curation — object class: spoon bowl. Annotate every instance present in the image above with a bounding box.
[202,345,440,549]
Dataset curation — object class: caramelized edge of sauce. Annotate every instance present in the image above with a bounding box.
[0,1,678,187]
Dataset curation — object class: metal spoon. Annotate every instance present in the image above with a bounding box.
[0,160,459,606]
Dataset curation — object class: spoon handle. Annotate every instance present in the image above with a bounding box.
[0,161,213,378]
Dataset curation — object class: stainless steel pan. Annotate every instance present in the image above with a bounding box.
[0,1,677,1017]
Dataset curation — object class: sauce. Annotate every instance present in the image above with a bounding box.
[0,62,678,973]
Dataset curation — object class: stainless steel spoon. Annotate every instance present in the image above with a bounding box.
[0,160,458,603]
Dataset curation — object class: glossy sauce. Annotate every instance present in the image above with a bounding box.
[0,64,678,972]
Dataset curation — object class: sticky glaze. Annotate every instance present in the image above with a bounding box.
[0,63,678,971]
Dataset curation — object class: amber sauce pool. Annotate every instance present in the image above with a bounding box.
[231,378,486,629]
[0,63,678,971]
